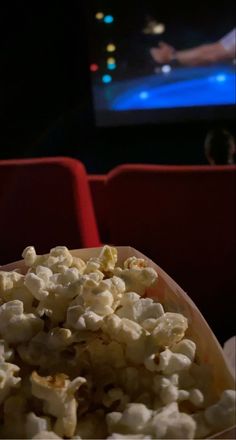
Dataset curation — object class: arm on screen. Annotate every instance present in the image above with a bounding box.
[150,40,234,66]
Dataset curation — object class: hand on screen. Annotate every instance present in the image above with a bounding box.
[150,42,175,64]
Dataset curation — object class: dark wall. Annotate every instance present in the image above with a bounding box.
[1,1,235,173]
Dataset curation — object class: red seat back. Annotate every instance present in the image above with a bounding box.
[0,157,101,264]
[107,164,236,341]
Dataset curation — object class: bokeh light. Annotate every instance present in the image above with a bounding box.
[106,44,116,52]
[90,64,99,72]
[107,63,116,70]
[107,57,116,64]
[104,15,114,24]
[102,74,112,84]
[216,74,226,82]
[95,12,104,20]
[139,91,149,99]
[162,64,171,74]
[153,23,165,34]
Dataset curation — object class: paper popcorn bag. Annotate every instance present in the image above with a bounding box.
[1,246,235,438]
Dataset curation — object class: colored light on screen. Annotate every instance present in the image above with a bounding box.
[162,64,171,73]
[153,23,165,34]
[90,64,99,72]
[95,12,104,20]
[102,74,112,83]
[139,91,149,99]
[106,44,116,52]
[216,74,226,82]
[104,15,114,24]
[107,57,116,64]
[107,63,116,70]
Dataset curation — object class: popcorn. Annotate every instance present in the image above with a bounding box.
[66,305,103,331]
[24,272,50,301]
[95,245,118,272]
[26,412,51,439]
[0,270,24,292]
[171,338,196,362]
[31,371,86,438]
[150,312,188,347]
[189,388,204,407]
[148,402,196,439]
[22,246,37,266]
[23,246,74,272]
[204,389,236,431]
[0,245,234,439]
[0,362,21,404]
[124,257,148,270]
[114,266,158,296]
[84,246,117,276]
[116,294,164,326]
[154,348,192,375]
[0,300,43,343]
[33,431,62,439]
[87,339,126,369]
[119,403,153,431]
[71,256,86,274]
[43,246,74,272]
[75,411,107,439]
[0,339,14,362]
[107,435,151,439]
[2,284,34,313]
[17,328,73,368]
[107,403,153,435]
[102,387,130,409]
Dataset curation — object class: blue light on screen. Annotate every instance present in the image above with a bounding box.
[102,74,112,84]
[139,91,149,99]
[216,74,226,82]
[94,65,235,111]
[104,15,114,24]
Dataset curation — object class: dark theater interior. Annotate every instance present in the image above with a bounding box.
[0,1,235,438]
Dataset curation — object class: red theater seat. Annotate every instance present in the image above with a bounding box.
[0,157,101,264]
[89,174,108,243]
[106,164,236,341]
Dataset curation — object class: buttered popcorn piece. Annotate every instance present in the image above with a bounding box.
[31,371,86,438]
[86,245,118,273]
[0,245,235,439]
[124,257,148,270]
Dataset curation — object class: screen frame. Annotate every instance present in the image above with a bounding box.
[94,105,236,128]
